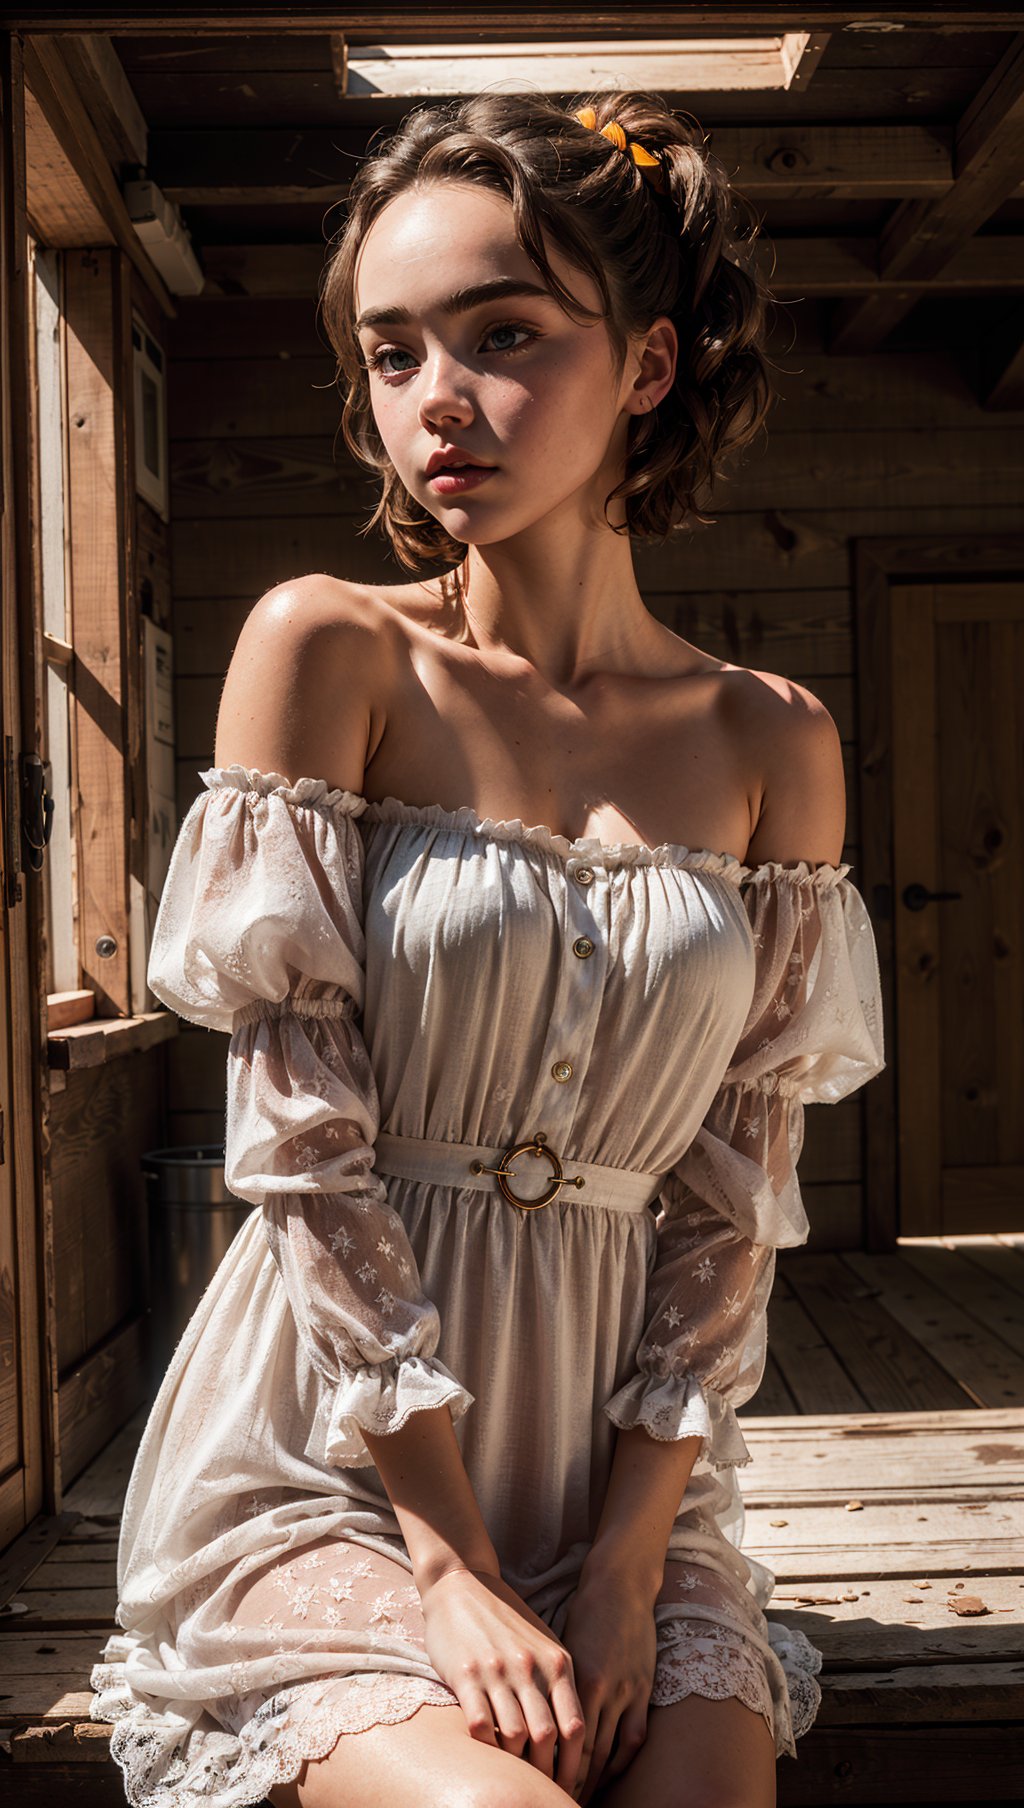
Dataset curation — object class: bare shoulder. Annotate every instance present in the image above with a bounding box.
[213,574,402,794]
[730,667,846,867]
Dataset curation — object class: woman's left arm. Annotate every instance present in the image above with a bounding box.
[584,1424,704,1598]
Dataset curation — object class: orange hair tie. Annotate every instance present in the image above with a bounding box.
[572,107,668,195]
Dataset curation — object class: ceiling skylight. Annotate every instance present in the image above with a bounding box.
[337,34,816,99]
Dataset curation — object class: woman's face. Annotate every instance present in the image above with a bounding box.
[351,179,655,545]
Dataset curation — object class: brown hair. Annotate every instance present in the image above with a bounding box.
[320,90,778,585]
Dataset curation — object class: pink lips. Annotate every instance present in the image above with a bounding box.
[427,465,497,494]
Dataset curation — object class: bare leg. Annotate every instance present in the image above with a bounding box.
[594,1690,776,1808]
[266,1698,573,1808]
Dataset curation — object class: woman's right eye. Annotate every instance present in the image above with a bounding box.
[364,346,416,377]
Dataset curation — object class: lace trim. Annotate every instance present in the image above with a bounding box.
[651,1621,775,1739]
[94,1669,456,1808]
[653,1619,824,1762]
[310,1354,476,1469]
[602,1373,754,1472]
[766,1619,824,1758]
[93,1621,824,1806]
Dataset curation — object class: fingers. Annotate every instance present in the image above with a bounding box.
[550,1672,587,1795]
[578,1700,620,1806]
[488,1681,529,1754]
[604,1699,649,1780]
[458,1683,501,1750]
[463,1667,585,1794]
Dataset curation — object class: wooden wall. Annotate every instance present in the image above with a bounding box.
[163,290,1024,1252]
[47,263,173,1487]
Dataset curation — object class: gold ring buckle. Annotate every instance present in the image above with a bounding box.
[470,1132,587,1212]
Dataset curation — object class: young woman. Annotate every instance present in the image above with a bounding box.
[91,92,885,1808]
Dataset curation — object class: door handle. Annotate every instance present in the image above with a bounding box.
[20,752,54,873]
[901,881,963,912]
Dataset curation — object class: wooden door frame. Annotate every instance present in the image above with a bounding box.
[854,533,1024,1253]
[1,31,57,1539]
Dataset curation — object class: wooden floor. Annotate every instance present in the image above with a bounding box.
[2,1233,1022,1806]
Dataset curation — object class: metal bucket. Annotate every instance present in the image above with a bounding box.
[142,1143,252,1370]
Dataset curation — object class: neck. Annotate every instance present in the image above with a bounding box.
[453,521,662,691]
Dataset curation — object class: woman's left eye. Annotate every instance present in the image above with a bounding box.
[484,321,537,354]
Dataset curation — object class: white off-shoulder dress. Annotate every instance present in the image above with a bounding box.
[90,763,885,1807]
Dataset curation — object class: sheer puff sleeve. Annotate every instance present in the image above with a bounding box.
[146,763,475,1468]
[603,860,885,1470]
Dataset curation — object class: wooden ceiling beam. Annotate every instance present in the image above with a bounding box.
[150,123,987,203]
[24,80,114,246]
[11,11,1024,34]
[766,235,1024,294]
[55,34,148,170]
[23,36,174,315]
[195,235,1024,302]
[829,33,1024,352]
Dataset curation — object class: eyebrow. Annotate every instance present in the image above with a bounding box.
[354,276,556,335]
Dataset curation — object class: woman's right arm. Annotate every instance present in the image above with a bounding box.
[363,1408,587,1797]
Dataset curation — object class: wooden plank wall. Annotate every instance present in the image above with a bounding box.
[163,292,1024,1251]
[47,263,173,1488]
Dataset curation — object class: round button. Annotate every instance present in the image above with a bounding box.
[551,1060,574,1083]
[574,866,595,886]
[572,936,595,959]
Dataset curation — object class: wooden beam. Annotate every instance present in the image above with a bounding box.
[762,235,1024,295]
[151,123,966,206]
[54,35,148,171]
[193,235,1024,303]
[11,10,1024,33]
[830,33,1024,352]
[22,37,174,317]
[24,83,113,247]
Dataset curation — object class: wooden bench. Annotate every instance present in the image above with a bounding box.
[1,1407,1021,1805]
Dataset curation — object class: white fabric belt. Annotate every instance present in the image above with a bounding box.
[374,1130,663,1215]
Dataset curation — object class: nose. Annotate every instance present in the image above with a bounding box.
[416,345,474,432]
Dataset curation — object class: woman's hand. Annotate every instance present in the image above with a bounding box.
[559,1563,659,1804]
[419,1564,588,1797]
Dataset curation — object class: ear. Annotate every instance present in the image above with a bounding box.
[626,315,677,416]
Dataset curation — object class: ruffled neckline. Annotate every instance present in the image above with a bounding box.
[200,765,852,888]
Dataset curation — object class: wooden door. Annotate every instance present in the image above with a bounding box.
[891,581,1024,1236]
[0,33,50,1546]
